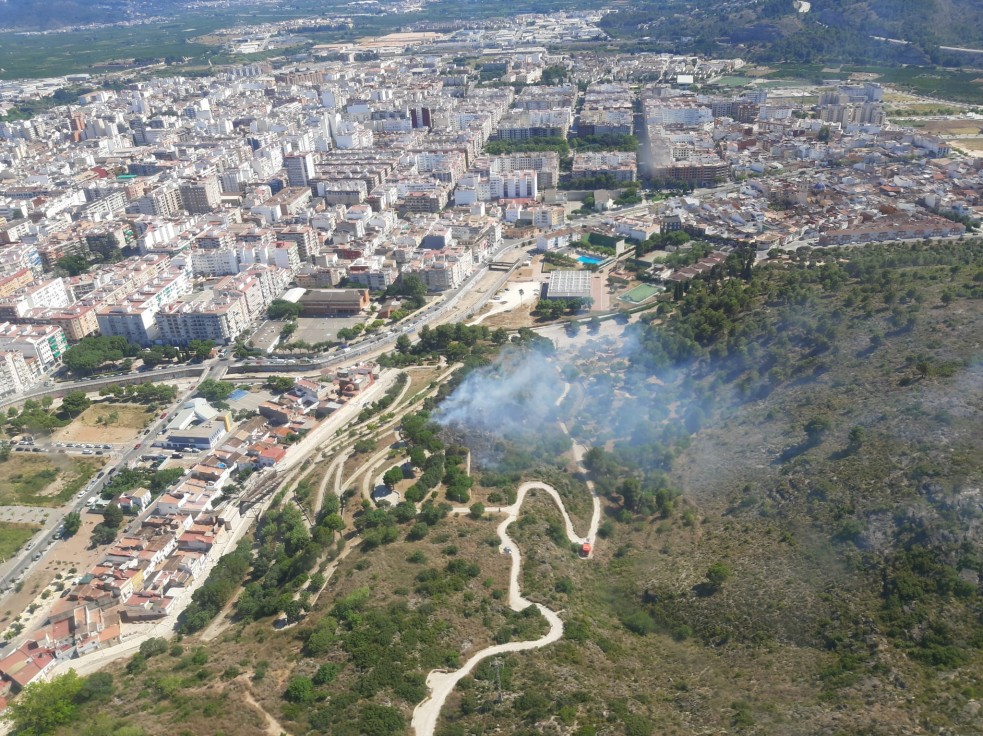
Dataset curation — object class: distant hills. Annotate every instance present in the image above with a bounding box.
[599,0,983,65]
[0,0,141,31]
[2,0,983,69]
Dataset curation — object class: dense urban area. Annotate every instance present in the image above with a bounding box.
[0,1,980,735]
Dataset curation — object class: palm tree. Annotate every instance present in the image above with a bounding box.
[518,288,525,305]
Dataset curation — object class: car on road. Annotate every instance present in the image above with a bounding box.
[33,553,41,561]
[82,449,94,455]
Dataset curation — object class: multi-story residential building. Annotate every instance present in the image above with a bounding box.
[0,268,36,299]
[578,109,634,137]
[0,349,40,397]
[83,225,135,260]
[191,247,239,277]
[0,277,72,321]
[22,304,100,342]
[490,171,538,200]
[284,152,316,188]
[492,109,572,141]
[0,322,68,369]
[274,225,319,263]
[486,152,561,189]
[529,205,566,229]
[157,291,249,345]
[95,268,191,345]
[179,176,222,214]
[345,263,397,290]
[136,183,182,217]
[571,151,638,182]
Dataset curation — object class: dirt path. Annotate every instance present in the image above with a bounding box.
[312,449,349,517]
[241,684,289,736]
[412,481,600,736]
[411,382,600,736]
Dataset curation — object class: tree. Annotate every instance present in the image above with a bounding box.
[468,503,485,519]
[188,340,214,360]
[388,274,428,309]
[196,379,235,403]
[63,511,81,537]
[588,316,602,334]
[382,467,404,490]
[804,416,832,445]
[60,391,91,418]
[705,562,732,591]
[395,334,412,354]
[848,425,866,452]
[267,299,303,320]
[565,320,581,337]
[284,676,315,704]
[56,254,91,276]
[6,670,84,735]
[265,375,294,393]
[102,503,123,530]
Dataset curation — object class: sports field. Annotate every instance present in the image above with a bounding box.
[620,284,660,303]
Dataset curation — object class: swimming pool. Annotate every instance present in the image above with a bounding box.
[578,255,604,266]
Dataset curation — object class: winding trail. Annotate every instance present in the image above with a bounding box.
[411,383,599,736]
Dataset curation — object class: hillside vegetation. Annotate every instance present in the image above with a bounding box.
[9,238,982,736]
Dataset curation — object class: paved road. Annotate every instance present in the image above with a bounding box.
[38,374,394,682]
[0,364,222,604]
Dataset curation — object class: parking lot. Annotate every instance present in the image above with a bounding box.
[293,316,364,345]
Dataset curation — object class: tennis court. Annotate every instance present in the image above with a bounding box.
[619,284,661,304]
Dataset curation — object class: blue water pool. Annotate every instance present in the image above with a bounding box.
[578,255,603,265]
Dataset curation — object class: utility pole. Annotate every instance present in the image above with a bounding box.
[492,657,504,704]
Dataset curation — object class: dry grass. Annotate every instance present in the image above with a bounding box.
[953,138,983,151]
[0,453,104,507]
[52,403,152,444]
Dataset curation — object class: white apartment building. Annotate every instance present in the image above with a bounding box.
[491,171,538,200]
[0,322,69,369]
[191,247,239,277]
[417,249,474,291]
[157,291,249,346]
[95,268,191,345]
[0,349,41,397]
[137,183,183,217]
[529,205,566,229]
[0,277,72,320]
